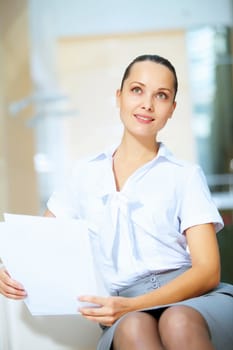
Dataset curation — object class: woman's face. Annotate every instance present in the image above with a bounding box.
[116,61,176,139]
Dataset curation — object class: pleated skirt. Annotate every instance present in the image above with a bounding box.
[97,267,233,350]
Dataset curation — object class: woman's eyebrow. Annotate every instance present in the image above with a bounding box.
[130,81,145,86]
[130,82,172,93]
[157,87,173,93]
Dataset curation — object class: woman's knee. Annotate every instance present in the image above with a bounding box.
[115,311,157,337]
[159,305,211,343]
[113,311,159,348]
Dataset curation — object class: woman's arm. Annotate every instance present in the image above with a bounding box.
[79,223,220,325]
[131,222,220,308]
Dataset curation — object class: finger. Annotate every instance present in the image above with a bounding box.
[0,271,27,298]
[79,302,115,319]
[1,270,25,291]
[3,292,27,300]
[79,306,103,316]
[0,281,27,297]
[10,281,25,291]
[6,279,25,291]
[0,287,27,299]
[81,314,115,327]
[78,295,105,305]
[78,296,105,315]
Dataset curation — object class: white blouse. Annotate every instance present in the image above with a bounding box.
[47,143,224,291]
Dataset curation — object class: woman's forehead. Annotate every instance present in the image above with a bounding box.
[125,61,175,87]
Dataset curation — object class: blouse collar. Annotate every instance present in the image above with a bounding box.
[89,142,184,167]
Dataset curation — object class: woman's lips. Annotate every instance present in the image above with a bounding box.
[134,114,155,123]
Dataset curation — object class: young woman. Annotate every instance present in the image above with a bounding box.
[0,54,233,350]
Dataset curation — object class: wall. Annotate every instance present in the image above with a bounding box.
[28,0,233,93]
[0,0,39,219]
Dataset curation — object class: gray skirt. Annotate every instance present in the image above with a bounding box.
[97,267,233,350]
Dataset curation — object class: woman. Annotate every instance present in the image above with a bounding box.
[1,54,233,350]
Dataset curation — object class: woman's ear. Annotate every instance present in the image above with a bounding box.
[116,89,121,108]
[169,101,177,119]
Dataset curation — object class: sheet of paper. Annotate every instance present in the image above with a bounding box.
[0,214,107,316]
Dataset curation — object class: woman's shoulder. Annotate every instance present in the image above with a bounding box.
[159,143,203,175]
[72,147,111,169]
[70,145,116,183]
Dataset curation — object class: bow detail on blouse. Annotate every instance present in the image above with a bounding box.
[99,191,142,272]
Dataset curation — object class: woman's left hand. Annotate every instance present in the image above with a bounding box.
[78,295,133,326]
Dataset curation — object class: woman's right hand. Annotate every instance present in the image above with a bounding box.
[0,268,27,299]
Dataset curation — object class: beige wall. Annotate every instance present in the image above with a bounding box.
[0,23,8,219]
[0,0,39,220]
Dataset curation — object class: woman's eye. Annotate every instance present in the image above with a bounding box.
[131,87,142,94]
[156,92,167,99]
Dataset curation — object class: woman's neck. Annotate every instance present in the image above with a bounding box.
[115,133,159,162]
[112,133,159,191]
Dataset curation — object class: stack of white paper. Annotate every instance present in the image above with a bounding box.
[0,214,107,316]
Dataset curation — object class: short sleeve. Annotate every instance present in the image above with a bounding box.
[179,165,224,233]
[47,162,83,219]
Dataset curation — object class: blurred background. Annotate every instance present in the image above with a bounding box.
[0,0,233,218]
[1,0,232,277]
[0,0,232,349]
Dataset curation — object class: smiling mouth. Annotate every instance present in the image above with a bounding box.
[134,114,155,122]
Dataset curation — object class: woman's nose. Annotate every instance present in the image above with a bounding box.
[141,95,154,111]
